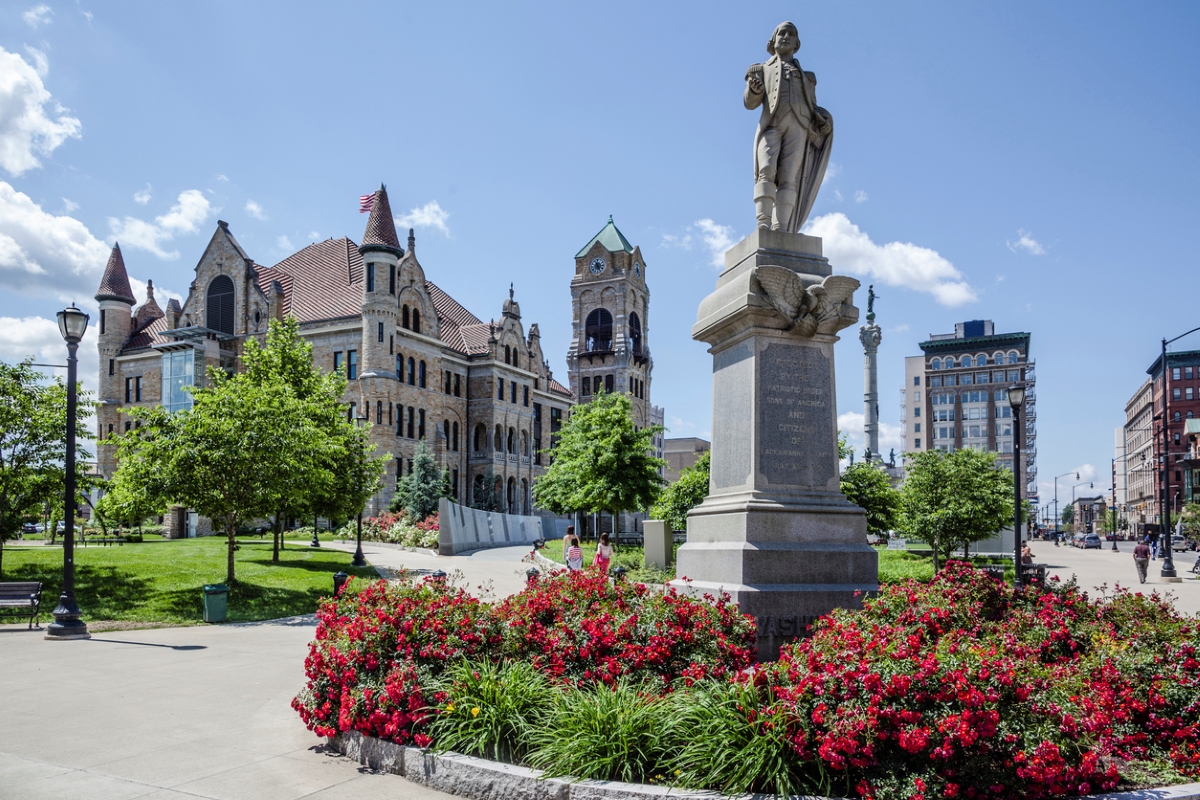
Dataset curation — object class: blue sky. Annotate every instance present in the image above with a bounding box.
[1,1,1198,506]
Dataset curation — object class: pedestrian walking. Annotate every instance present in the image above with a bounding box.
[593,532,613,573]
[563,525,576,554]
[566,536,584,572]
[1021,542,1033,565]
[1150,536,1159,561]
[1133,539,1151,584]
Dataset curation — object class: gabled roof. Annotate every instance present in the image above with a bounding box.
[258,238,363,322]
[548,378,573,398]
[361,185,402,253]
[96,243,136,304]
[574,216,634,258]
[124,314,170,351]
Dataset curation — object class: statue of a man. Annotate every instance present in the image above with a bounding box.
[745,22,834,232]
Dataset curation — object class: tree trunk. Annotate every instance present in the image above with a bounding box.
[931,538,941,574]
[226,522,237,585]
[272,513,281,563]
[0,538,5,578]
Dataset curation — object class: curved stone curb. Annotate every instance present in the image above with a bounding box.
[329,732,1200,800]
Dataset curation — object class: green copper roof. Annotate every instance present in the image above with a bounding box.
[575,215,634,258]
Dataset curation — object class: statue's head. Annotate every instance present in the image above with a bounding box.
[766,22,800,57]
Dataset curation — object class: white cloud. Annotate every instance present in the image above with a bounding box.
[23,46,48,77]
[0,46,82,176]
[215,173,229,182]
[833,189,844,202]
[80,9,93,24]
[804,212,977,307]
[823,162,841,182]
[306,230,319,240]
[891,323,910,333]
[396,200,450,236]
[276,234,293,252]
[60,197,77,213]
[133,183,151,204]
[127,276,182,309]
[0,181,109,296]
[854,190,869,204]
[108,189,212,260]
[837,410,902,464]
[244,199,266,220]
[1007,229,1045,255]
[22,4,52,28]
[660,219,737,268]
[0,315,99,396]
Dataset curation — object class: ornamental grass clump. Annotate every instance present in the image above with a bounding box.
[428,660,550,764]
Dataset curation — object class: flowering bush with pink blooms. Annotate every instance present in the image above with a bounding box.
[294,563,1200,798]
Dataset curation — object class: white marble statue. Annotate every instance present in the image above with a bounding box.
[745,21,834,232]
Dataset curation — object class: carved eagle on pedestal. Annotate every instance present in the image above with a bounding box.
[752,266,860,337]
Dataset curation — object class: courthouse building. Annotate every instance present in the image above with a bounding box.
[92,186,613,521]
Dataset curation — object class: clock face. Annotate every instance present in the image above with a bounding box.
[589,257,606,275]
[633,262,642,277]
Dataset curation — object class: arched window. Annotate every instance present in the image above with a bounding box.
[407,357,415,385]
[452,421,459,451]
[945,357,956,368]
[931,358,941,370]
[412,309,421,334]
[473,474,485,505]
[443,419,450,443]
[206,275,235,334]
[474,424,485,452]
[1007,351,1018,364]
[521,430,529,456]
[962,356,973,368]
[505,345,511,365]
[419,360,426,388]
[1189,411,1194,419]
[1175,411,1182,422]
[629,311,643,355]
[585,308,613,352]
[396,354,402,379]
[507,478,516,513]
[402,305,410,329]
[512,350,519,369]
[507,427,515,454]
[494,425,503,451]
[521,478,529,515]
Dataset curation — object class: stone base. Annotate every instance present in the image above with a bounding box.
[720,228,830,282]
[674,499,876,661]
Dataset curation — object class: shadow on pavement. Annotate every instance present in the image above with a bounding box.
[87,638,207,651]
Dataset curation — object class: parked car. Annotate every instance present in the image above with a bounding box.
[21,522,38,534]
[1082,533,1102,549]
[1172,537,1196,553]
[1070,533,1086,548]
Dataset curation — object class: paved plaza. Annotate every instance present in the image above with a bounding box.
[1027,539,1200,615]
[0,543,535,800]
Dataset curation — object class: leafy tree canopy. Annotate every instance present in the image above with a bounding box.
[900,448,1013,572]
[392,439,448,521]
[839,461,901,538]
[650,450,710,532]
[533,390,665,516]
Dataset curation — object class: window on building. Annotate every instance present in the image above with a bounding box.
[452,421,459,451]
[505,345,511,365]
[419,361,426,388]
[931,358,941,370]
[1175,388,1182,400]
[366,263,375,293]
[418,409,425,439]
[962,356,974,368]
[915,438,921,448]
[914,391,921,402]
[334,351,343,374]
[443,419,450,444]
[347,350,357,379]
[402,305,410,329]
[408,357,416,385]
[497,378,505,400]
[582,376,591,396]
[108,358,115,376]
[162,350,195,413]
[523,385,529,406]
[412,309,421,334]
[389,404,393,426]
[961,374,974,386]
[913,376,920,386]
[206,275,235,334]
[407,407,415,438]
[629,312,643,355]
[1188,366,1195,379]
[605,374,614,393]
[507,427,515,454]
[445,371,452,394]
[930,376,941,387]
[584,308,614,352]
[348,402,357,421]
[1175,432,1182,445]
[510,381,517,403]
[494,425,503,451]
[100,309,106,335]
[389,334,393,355]
[454,374,461,397]
[1007,352,1018,364]
[377,322,384,343]
[1175,411,1182,422]
[376,401,382,424]
[125,421,131,432]
[914,423,921,432]
[914,407,920,417]
[1174,367,1182,380]
[389,264,395,295]
[474,423,485,451]
[977,372,989,384]
[1188,387,1195,400]
[395,354,402,380]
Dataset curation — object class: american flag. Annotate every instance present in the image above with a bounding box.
[359,193,376,214]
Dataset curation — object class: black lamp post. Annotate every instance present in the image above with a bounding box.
[1008,384,1025,588]
[1157,328,1200,579]
[46,304,90,641]
[352,414,369,568]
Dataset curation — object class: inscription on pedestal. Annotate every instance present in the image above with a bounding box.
[758,343,835,488]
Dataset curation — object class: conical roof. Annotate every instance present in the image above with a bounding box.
[360,185,402,253]
[133,279,165,329]
[574,215,634,258]
[96,243,136,304]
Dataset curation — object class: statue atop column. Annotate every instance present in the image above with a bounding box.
[744,21,834,233]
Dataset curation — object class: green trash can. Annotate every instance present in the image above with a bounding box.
[202,584,228,623]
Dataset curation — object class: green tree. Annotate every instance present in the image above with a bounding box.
[392,439,448,521]
[1181,502,1200,543]
[839,461,901,538]
[837,430,851,460]
[533,390,665,521]
[900,448,1013,573]
[96,460,166,533]
[0,360,92,576]
[470,467,502,512]
[650,450,710,532]
[309,417,384,531]
[1061,505,1074,525]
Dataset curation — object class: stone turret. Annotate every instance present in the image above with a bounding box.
[96,243,135,403]
[358,184,402,379]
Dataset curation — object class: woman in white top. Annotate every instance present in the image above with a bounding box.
[593,532,612,572]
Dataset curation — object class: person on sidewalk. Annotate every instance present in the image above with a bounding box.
[566,537,584,572]
[563,525,576,554]
[1133,539,1151,584]
[1021,542,1033,565]
[1150,535,1159,561]
[593,532,613,573]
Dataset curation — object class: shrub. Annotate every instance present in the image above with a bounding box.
[428,660,551,763]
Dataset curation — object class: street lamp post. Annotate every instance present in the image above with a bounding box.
[46,304,90,641]
[1009,384,1026,588]
[1053,471,1079,541]
[352,414,369,568]
[1112,458,1120,551]
[1157,328,1200,579]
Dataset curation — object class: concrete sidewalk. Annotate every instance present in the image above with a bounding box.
[319,539,535,600]
[1028,539,1200,615]
[0,544,533,800]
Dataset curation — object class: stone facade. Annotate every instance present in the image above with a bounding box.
[94,187,575,520]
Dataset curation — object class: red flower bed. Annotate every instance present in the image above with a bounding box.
[771,561,1200,799]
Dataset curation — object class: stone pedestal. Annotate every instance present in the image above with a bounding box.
[672,229,878,661]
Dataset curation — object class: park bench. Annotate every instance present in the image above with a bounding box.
[615,532,643,547]
[81,536,125,547]
[0,581,43,629]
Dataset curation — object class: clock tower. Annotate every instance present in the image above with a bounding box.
[567,216,657,429]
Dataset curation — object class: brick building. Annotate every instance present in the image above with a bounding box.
[94,186,575,520]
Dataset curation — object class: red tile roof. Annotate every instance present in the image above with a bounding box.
[361,187,402,251]
[96,243,136,304]
[258,238,362,322]
[125,314,169,351]
[548,378,573,398]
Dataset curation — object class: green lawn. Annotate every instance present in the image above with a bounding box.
[0,536,376,627]
[539,538,675,584]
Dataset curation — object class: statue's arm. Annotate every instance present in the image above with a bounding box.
[744,64,765,110]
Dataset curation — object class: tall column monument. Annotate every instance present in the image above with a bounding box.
[672,21,878,662]
[860,286,882,462]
